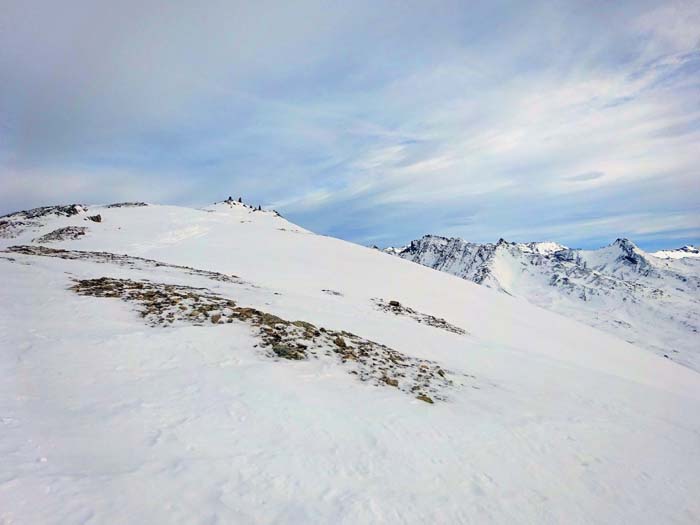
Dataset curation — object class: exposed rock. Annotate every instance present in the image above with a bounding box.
[34,227,88,243]
[384,377,399,387]
[69,276,469,402]
[0,205,87,239]
[1,204,86,220]
[0,220,27,239]
[374,298,468,335]
[272,345,306,360]
[86,214,102,223]
[105,202,148,208]
[5,245,244,284]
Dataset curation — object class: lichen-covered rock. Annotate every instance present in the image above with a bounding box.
[34,227,88,243]
[374,298,468,335]
[67,276,468,403]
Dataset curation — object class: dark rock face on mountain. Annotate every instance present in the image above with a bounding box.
[1,204,87,220]
[0,205,88,239]
[392,236,568,287]
[34,226,88,243]
[104,202,148,208]
[386,235,700,370]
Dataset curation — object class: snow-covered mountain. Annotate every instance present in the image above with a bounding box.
[385,235,700,371]
[2,202,700,524]
[652,245,700,259]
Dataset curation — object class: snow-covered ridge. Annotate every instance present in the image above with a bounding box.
[2,202,700,524]
[384,234,700,371]
[652,245,700,259]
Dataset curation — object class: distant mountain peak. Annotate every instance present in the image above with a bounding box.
[384,232,699,370]
[611,237,640,250]
[651,245,700,259]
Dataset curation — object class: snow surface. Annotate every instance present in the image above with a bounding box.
[1,202,700,524]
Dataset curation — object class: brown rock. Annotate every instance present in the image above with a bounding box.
[384,377,399,387]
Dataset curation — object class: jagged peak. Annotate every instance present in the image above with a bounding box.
[611,237,639,250]
[419,233,450,242]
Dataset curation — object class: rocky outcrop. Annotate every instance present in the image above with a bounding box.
[373,298,468,335]
[34,226,88,243]
[0,205,88,239]
[1,204,86,220]
[105,202,148,208]
[71,276,468,403]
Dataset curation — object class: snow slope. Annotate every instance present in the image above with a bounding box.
[1,202,700,524]
[388,235,700,371]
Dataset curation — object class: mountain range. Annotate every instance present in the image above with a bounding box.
[382,235,700,371]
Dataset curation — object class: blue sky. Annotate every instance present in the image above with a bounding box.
[1,0,698,250]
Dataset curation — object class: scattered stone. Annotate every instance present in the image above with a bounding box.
[69,276,466,403]
[86,214,102,223]
[272,345,306,360]
[105,202,147,208]
[34,227,88,243]
[374,298,468,335]
[6,245,244,285]
[0,220,27,239]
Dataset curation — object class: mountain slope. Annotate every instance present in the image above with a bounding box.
[2,202,700,524]
[388,235,700,371]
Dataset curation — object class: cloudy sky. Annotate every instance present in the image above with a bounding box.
[1,0,698,249]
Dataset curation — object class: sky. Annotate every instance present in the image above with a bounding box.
[1,0,699,250]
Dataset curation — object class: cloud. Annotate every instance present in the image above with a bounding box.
[1,0,698,250]
[566,172,605,182]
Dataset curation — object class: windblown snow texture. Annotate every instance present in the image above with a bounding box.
[1,201,699,524]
